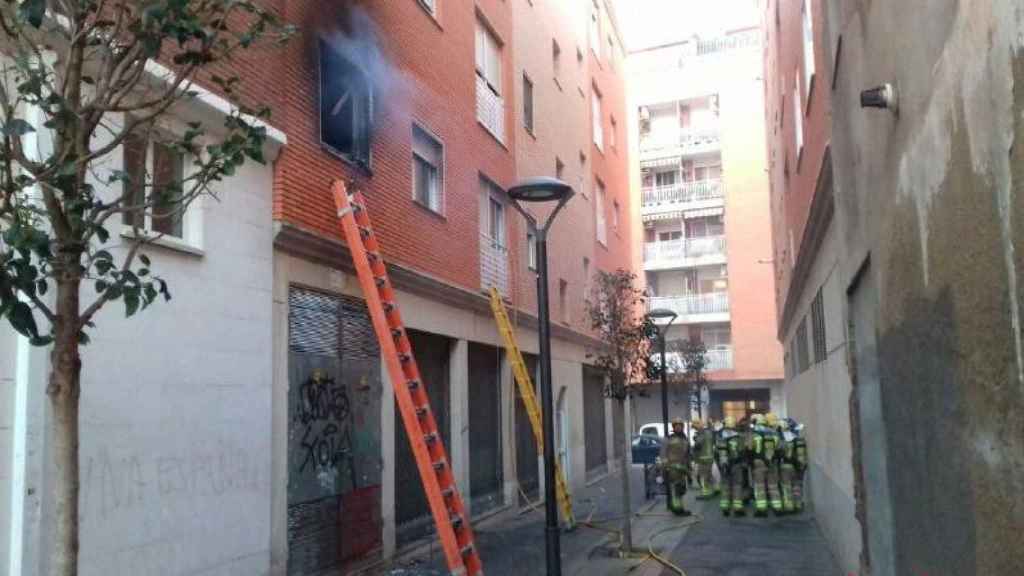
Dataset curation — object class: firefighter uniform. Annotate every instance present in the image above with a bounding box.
[716,416,746,516]
[750,414,783,516]
[660,418,691,516]
[780,418,809,513]
[692,418,716,499]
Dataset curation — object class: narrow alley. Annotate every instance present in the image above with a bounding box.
[0,1,1022,576]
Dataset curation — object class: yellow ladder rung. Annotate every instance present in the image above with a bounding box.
[489,288,575,527]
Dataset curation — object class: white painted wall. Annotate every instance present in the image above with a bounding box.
[781,220,861,576]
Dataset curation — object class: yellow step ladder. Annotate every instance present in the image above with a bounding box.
[488,288,575,528]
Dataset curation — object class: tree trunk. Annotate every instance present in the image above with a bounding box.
[618,398,633,553]
[47,278,82,576]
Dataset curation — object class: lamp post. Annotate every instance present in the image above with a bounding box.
[508,177,574,576]
[646,308,678,510]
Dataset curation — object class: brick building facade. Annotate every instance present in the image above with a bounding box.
[270,0,634,573]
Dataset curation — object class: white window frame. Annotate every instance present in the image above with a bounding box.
[119,120,204,255]
[793,76,803,160]
[592,89,603,150]
[595,179,607,246]
[522,73,534,133]
[801,0,816,97]
[418,0,437,17]
[482,180,506,249]
[411,123,445,214]
[475,21,502,97]
[527,226,538,271]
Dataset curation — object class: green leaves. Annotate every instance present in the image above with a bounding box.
[17,0,46,28]
[2,118,36,136]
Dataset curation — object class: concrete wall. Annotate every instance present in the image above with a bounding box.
[781,218,860,575]
[827,1,1024,574]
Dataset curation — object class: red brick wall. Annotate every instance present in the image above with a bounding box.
[510,0,634,327]
[763,0,832,330]
[272,0,516,291]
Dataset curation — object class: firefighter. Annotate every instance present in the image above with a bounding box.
[780,417,809,513]
[764,413,784,514]
[716,416,746,516]
[659,418,692,516]
[692,418,716,499]
[750,413,783,516]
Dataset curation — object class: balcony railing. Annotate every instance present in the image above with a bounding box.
[644,236,727,268]
[476,75,505,143]
[640,126,721,154]
[648,292,730,319]
[642,179,723,208]
[705,348,734,371]
[480,234,509,295]
[662,346,734,373]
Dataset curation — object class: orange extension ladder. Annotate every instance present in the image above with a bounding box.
[332,182,484,576]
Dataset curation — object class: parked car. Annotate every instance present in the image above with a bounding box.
[631,434,662,465]
[638,422,665,438]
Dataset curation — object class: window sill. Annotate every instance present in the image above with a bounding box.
[121,227,205,257]
[477,120,509,150]
[412,198,447,220]
[322,144,373,178]
[523,125,537,140]
[554,77,563,92]
[805,73,816,116]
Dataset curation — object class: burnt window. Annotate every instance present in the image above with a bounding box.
[319,38,372,168]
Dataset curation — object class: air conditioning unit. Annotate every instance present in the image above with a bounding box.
[639,106,650,121]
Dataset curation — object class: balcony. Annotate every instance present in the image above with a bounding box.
[648,292,730,324]
[476,75,505,143]
[642,179,724,216]
[639,126,721,157]
[662,346,734,374]
[480,234,509,296]
[643,235,727,270]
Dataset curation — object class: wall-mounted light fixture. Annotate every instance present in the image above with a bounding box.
[860,83,899,114]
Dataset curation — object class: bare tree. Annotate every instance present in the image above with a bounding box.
[586,269,651,554]
[0,2,290,574]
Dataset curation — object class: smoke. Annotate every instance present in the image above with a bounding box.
[311,3,410,123]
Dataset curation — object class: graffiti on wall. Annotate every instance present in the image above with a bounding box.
[287,288,382,575]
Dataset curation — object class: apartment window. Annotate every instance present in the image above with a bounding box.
[555,157,565,180]
[811,288,826,363]
[476,22,501,95]
[591,88,603,150]
[802,0,816,94]
[609,115,617,149]
[578,151,588,197]
[122,131,186,239]
[595,179,607,245]
[527,225,538,271]
[559,279,569,323]
[320,38,372,168]
[655,170,677,187]
[608,35,616,69]
[589,2,601,57]
[418,0,436,16]
[796,317,810,373]
[412,124,444,213]
[612,200,620,232]
[475,20,504,140]
[658,231,682,242]
[793,76,803,161]
[523,74,534,133]
[583,257,591,288]
[552,39,562,79]
[479,179,507,252]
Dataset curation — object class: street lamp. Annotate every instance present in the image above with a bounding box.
[508,177,574,576]
[646,307,678,481]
